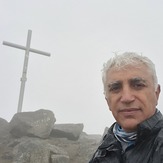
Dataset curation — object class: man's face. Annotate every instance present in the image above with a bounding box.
[105,64,160,132]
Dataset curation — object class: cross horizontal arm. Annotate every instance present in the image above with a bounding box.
[3,41,51,57]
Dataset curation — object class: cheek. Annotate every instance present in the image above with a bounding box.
[144,90,158,105]
[105,96,116,111]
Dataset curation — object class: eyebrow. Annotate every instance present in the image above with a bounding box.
[107,77,147,87]
[107,81,121,88]
[129,77,147,83]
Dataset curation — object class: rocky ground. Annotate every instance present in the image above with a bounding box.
[0,109,102,163]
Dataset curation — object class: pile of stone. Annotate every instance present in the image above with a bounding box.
[0,109,102,163]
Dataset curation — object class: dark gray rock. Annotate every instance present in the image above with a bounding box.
[9,109,56,138]
[50,123,84,140]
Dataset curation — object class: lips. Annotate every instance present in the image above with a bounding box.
[119,108,141,116]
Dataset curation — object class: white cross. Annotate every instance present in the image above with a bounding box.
[3,30,51,113]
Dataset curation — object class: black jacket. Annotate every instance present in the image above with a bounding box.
[89,110,163,163]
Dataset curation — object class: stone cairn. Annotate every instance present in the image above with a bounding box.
[0,109,102,163]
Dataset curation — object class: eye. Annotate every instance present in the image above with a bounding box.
[132,82,146,90]
[108,83,121,93]
[130,78,147,90]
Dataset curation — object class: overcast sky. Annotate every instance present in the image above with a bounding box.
[1,0,163,134]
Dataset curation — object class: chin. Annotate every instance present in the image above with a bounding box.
[123,126,137,132]
[121,122,138,132]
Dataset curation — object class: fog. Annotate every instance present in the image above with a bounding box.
[1,0,163,134]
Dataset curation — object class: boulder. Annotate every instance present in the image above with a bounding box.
[0,118,10,140]
[50,123,84,140]
[9,109,56,138]
[12,137,69,163]
[0,109,102,163]
[51,154,69,163]
[48,132,102,163]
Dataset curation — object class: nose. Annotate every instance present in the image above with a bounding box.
[120,86,135,103]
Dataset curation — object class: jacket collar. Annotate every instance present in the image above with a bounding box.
[99,110,163,149]
[137,109,163,141]
[98,124,120,149]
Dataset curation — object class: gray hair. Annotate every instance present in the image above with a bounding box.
[102,52,158,94]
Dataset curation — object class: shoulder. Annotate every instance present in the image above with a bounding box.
[149,125,163,162]
[154,126,163,146]
[89,124,118,162]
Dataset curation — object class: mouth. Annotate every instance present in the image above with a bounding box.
[119,108,141,116]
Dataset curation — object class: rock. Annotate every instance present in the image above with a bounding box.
[0,118,10,140]
[0,109,102,163]
[51,154,69,163]
[47,132,101,163]
[9,109,56,138]
[50,123,84,140]
[12,137,69,163]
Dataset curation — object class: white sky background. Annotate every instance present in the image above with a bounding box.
[1,0,163,134]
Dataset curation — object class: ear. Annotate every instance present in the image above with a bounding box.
[156,84,161,100]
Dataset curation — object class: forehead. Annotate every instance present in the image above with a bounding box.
[106,64,152,83]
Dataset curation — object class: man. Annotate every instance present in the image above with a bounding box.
[89,52,163,163]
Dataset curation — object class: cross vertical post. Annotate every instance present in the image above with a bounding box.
[3,30,51,113]
[17,30,32,113]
